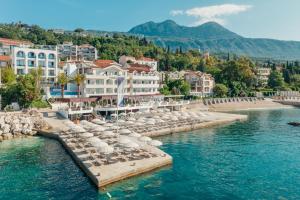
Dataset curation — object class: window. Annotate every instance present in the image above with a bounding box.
[48,70,55,76]
[28,60,35,67]
[106,88,113,93]
[17,69,24,75]
[28,52,36,58]
[48,53,55,59]
[96,88,104,94]
[96,79,104,85]
[16,51,25,58]
[48,61,55,68]
[38,53,46,59]
[16,59,25,66]
[38,60,46,67]
[106,79,113,85]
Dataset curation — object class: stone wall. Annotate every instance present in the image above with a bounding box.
[0,110,49,142]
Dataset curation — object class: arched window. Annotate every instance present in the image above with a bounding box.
[16,51,25,58]
[48,53,55,59]
[28,52,36,58]
[38,53,46,59]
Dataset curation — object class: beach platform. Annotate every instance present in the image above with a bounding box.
[40,110,246,188]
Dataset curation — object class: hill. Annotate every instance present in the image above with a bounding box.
[129,20,300,60]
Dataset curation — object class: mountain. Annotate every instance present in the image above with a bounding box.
[129,20,300,60]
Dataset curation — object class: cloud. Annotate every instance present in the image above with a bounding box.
[170,4,252,26]
[170,10,184,16]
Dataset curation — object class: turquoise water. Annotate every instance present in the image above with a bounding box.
[1,109,300,199]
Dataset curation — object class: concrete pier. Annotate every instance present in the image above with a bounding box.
[40,110,246,188]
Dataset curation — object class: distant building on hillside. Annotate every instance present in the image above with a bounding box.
[184,71,215,97]
[119,55,158,71]
[57,42,97,61]
[158,71,186,87]
[0,37,33,56]
[256,67,271,86]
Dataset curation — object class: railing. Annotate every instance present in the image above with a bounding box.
[203,97,265,105]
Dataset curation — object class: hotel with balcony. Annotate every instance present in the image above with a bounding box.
[12,47,58,83]
[184,71,215,97]
[75,60,160,98]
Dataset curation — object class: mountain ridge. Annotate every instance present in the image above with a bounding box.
[128,20,300,60]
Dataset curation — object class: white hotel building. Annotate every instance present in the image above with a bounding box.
[75,60,160,98]
[12,47,58,83]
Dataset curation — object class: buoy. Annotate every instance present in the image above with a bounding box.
[106,192,112,199]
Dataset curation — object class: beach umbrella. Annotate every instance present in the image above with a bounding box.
[119,136,132,144]
[127,117,136,121]
[171,117,178,121]
[110,125,120,130]
[72,126,86,133]
[139,136,152,142]
[119,129,131,135]
[148,140,163,147]
[94,125,106,132]
[135,122,144,126]
[157,119,165,123]
[146,121,156,125]
[102,131,115,137]
[92,119,106,125]
[104,123,113,127]
[98,145,114,154]
[80,132,94,138]
[123,142,139,149]
[118,119,126,123]
[129,132,141,138]
[87,137,103,145]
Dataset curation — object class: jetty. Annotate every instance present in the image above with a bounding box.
[39,109,246,188]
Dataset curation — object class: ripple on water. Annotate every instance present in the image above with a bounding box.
[1,109,300,199]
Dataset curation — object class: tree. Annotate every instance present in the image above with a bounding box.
[30,66,43,98]
[74,28,84,33]
[166,79,191,96]
[1,66,16,85]
[268,70,284,90]
[213,84,228,97]
[159,85,171,95]
[72,73,85,98]
[57,73,69,98]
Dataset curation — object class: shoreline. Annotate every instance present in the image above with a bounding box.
[144,113,247,137]
[205,100,294,112]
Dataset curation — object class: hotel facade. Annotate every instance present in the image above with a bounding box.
[12,47,58,83]
[77,60,160,98]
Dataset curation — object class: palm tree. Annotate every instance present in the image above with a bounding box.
[57,73,69,98]
[72,73,85,98]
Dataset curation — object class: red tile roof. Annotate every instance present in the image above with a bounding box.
[127,63,151,73]
[93,60,116,68]
[0,38,32,46]
[137,57,156,62]
[0,55,11,62]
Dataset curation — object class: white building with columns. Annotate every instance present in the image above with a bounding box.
[12,47,58,83]
[76,60,160,98]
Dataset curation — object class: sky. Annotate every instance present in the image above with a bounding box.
[1,0,300,41]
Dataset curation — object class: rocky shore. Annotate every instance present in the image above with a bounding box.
[0,110,49,142]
